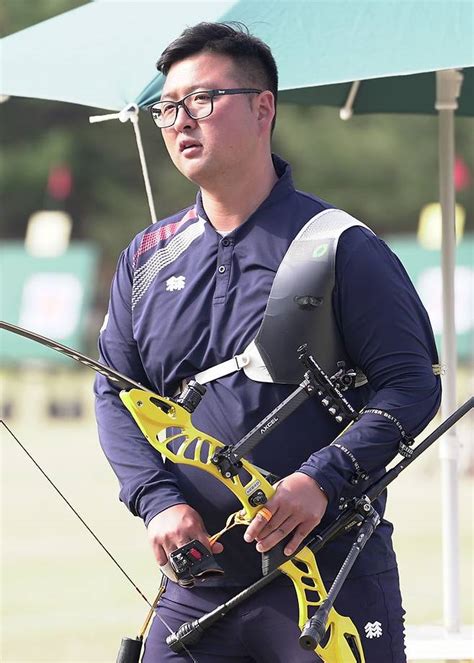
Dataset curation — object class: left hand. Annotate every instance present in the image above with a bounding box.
[243,472,328,557]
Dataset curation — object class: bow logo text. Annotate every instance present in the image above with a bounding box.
[260,416,279,435]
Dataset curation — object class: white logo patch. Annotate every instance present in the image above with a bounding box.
[364,621,383,639]
[166,275,186,292]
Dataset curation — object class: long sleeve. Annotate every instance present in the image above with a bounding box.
[94,249,186,526]
[299,227,441,503]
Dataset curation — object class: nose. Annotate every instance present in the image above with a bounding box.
[174,104,197,132]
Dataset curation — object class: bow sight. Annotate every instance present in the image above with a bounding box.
[210,343,359,483]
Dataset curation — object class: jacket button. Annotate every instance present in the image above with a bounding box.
[218,265,226,274]
[222,238,230,246]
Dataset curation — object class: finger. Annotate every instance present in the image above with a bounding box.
[210,541,224,554]
[255,516,298,553]
[152,543,168,566]
[282,524,314,557]
[254,510,292,542]
[207,532,224,555]
[207,532,224,554]
[243,506,276,542]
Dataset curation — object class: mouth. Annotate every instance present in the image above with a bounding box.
[179,140,202,154]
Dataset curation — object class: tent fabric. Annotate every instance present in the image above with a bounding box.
[1,1,472,115]
[136,0,474,114]
[0,1,236,110]
[278,71,474,117]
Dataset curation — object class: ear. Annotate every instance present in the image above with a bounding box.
[256,90,275,134]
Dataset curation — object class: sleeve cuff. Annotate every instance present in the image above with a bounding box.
[297,465,341,505]
[142,497,188,528]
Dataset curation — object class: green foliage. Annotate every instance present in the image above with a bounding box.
[273,105,473,234]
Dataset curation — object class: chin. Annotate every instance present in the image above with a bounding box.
[178,159,214,186]
[178,164,202,184]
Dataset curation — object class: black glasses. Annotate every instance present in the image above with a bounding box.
[149,88,262,128]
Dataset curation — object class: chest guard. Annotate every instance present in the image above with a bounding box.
[248,209,370,384]
[193,209,370,388]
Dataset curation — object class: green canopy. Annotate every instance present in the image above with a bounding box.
[1,1,472,115]
[137,0,474,115]
[0,0,235,110]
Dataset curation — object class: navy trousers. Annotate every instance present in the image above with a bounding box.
[142,567,407,662]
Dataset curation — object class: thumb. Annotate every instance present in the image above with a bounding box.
[207,531,224,554]
[210,540,224,554]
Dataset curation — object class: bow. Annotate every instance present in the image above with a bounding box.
[2,323,473,662]
[1,321,363,662]
[121,387,364,663]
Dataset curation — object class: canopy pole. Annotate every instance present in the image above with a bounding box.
[89,104,157,224]
[128,107,157,224]
[435,68,464,636]
[339,81,361,120]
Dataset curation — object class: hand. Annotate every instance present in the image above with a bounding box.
[147,504,223,565]
[243,472,328,557]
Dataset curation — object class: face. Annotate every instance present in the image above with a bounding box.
[159,52,273,187]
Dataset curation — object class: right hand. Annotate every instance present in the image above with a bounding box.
[147,503,224,565]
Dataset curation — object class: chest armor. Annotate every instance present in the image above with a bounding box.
[194,209,370,388]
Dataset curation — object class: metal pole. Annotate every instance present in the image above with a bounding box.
[435,68,464,635]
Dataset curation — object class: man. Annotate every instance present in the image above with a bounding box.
[95,23,441,662]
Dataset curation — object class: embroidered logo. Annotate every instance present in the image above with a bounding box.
[364,621,383,639]
[166,275,186,292]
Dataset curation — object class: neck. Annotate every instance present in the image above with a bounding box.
[200,153,278,232]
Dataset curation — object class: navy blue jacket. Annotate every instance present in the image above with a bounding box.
[95,156,441,585]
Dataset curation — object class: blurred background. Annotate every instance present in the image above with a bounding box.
[0,1,472,662]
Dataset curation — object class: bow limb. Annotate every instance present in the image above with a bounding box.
[280,547,365,663]
[121,388,364,662]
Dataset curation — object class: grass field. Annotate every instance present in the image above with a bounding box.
[1,371,473,662]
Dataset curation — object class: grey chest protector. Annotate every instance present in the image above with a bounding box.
[194,209,369,388]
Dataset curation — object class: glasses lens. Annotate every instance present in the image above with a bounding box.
[183,91,213,119]
[151,92,214,128]
[151,101,177,128]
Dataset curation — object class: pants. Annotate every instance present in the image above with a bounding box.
[142,567,406,663]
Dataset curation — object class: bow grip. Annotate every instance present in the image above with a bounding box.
[261,534,293,575]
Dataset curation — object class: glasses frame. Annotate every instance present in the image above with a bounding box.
[149,88,263,129]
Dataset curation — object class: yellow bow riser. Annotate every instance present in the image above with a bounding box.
[120,388,365,663]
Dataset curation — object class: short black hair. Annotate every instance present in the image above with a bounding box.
[157,22,278,131]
